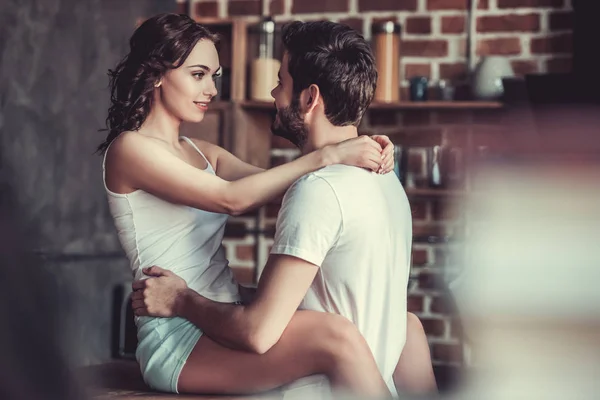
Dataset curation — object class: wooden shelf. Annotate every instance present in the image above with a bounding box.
[369,101,503,110]
[238,100,503,111]
[207,101,233,111]
[405,188,467,197]
[240,100,276,110]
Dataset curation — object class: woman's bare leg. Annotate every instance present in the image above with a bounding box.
[393,312,438,394]
[178,310,389,397]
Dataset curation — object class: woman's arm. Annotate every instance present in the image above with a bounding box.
[190,139,265,181]
[108,132,383,216]
[192,134,396,182]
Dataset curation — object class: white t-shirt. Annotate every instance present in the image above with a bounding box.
[271,165,413,398]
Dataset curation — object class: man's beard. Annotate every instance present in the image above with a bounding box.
[270,98,309,149]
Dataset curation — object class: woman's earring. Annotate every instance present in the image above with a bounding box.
[154,81,161,88]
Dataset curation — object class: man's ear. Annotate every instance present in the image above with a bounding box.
[299,84,320,114]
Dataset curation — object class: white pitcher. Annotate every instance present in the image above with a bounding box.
[472,56,514,100]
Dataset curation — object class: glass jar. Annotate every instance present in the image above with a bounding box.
[372,22,402,103]
[248,17,282,102]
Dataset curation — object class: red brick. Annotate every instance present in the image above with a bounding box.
[441,16,465,34]
[439,63,468,81]
[224,222,249,239]
[431,200,461,221]
[407,294,424,313]
[406,16,432,34]
[433,248,448,265]
[432,343,463,363]
[430,296,449,314]
[450,318,464,339]
[412,224,450,240]
[372,16,399,24]
[402,39,448,57]
[339,17,364,33]
[263,222,276,237]
[477,13,540,33]
[195,1,218,17]
[530,33,572,54]
[270,0,285,15]
[549,11,573,31]
[231,266,255,286]
[477,37,521,56]
[272,135,296,149]
[411,248,429,266]
[359,0,417,12]
[498,0,563,8]
[228,0,261,16]
[421,318,446,336]
[546,57,572,73]
[411,199,428,220]
[418,272,442,290]
[478,0,489,9]
[427,0,467,10]
[511,59,539,76]
[292,0,348,13]
[265,202,281,218]
[236,245,255,261]
[405,63,431,79]
[458,38,467,57]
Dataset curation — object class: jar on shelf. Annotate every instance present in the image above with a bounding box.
[248,17,282,102]
[372,21,402,103]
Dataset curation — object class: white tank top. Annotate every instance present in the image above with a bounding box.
[102,136,241,303]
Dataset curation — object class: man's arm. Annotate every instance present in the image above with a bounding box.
[133,254,318,354]
[132,175,341,354]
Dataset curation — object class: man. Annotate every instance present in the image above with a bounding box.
[134,20,436,397]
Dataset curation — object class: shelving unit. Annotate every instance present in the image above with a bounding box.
[188,15,506,207]
[239,100,503,111]
[178,15,509,285]
[185,16,507,171]
[406,188,468,198]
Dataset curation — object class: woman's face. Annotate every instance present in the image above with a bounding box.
[158,39,220,123]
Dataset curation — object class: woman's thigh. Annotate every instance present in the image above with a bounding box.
[177,310,349,395]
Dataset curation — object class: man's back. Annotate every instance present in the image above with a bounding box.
[271,165,412,395]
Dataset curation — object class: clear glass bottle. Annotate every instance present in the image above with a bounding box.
[372,21,402,103]
[248,17,281,102]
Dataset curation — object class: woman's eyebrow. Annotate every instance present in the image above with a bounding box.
[187,64,210,71]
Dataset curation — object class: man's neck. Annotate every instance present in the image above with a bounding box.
[301,124,359,155]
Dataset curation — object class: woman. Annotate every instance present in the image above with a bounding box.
[100,13,395,397]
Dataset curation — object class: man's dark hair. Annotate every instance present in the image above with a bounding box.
[281,21,377,127]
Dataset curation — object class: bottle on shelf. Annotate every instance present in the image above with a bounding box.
[371,21,402,103]
[248,17,281,102]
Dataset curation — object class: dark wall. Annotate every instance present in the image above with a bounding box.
[0,0,177,366]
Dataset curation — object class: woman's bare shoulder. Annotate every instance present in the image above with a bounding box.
[186,137,224,164]
[107,131,158,156]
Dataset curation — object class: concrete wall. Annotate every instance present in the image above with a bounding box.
[0,0,177,366]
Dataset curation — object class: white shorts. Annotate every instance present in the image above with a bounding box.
[135,316,202,393]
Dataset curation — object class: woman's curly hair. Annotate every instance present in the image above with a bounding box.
[96,13,218,154]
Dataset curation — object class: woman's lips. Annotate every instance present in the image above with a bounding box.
[194,101,209,111]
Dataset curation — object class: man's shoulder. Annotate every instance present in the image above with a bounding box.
[299,165,366,187]
[279,170,345,214]
[285,172,333,201]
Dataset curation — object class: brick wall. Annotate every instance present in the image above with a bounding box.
[184,0,573,366]
[190,0,573,82]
